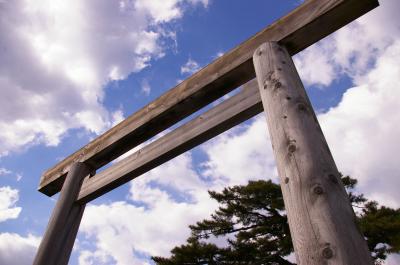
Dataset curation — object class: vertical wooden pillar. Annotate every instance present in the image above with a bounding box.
[253,42,373,264]
[33,162,91,265]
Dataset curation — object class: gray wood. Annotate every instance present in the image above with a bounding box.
[38,0,379,196]
[57,205,85,265]
[76,79,263,203]
[33,162,90,265]
[253,42,373,264]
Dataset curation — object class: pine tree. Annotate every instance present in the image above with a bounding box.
[152,176,400,264]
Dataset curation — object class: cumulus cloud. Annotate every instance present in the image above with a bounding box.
[135,0,182,23]
[0,168,22,181]
[0,0,205,156]
[180,58,201,74]
[294,42,336,87]
[135,0,210,24]
[0,186,22,222]
[0,233,40,265]
[80,153,219,264]
[201,116,277,187]
[79,249,114,265]
[79,116,278,264]
[319,40,400,208]
[0,168,11,176]
[294,0,400,87]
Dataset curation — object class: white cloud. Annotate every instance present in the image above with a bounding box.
[132,152,205,197]
[135,0,183,23]
[189,0,209,8]
[180,58,201,74]
[201,116,277,187]
[0,168,22,181]
[79,249,114,265]
[319,40,400,208]
[294,0,400,87]
[80,153,218,265]
[294,42,336,87]
[141,79,151,96]
[79,115,278,264]
[0,0,206,156]
[0,233,40,265]
[0,168,11,176]
[16,174,23,182]
[0,186,22,222]
[111,110,125,127]
[134,0,209,24]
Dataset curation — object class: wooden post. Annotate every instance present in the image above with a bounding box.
[33,162,91,265]
[253,42,373,264]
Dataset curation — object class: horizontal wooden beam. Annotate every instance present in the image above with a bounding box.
[39,0,379,196]
[76,80,262,203]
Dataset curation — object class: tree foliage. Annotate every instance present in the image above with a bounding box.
[152,176,400,264]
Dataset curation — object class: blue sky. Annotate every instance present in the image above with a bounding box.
[0,0,400,264]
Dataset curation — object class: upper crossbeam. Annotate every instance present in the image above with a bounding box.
[38,0,379,196]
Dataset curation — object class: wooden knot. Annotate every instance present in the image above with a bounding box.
[284,177,289,184]
[312,184,324,195]
[265,71,274,81]
[322,246,333,259]
[263,80,268,89]
[297,103,307,111]
[287,143,296,153]
[328,173,338,184]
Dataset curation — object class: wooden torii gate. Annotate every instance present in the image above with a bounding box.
[33,0,379,264]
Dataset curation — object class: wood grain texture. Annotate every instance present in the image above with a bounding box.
[33,163,90,265]
[253,42,373,264]
[39,0,379,196]
[76,79,262,203]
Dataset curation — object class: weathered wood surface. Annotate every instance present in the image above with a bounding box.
[39,0,379,196]
[77,79,262,203]
[33,163,90,265]
[253,42,373,264]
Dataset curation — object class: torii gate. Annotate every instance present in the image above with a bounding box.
[33,0,380,264]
